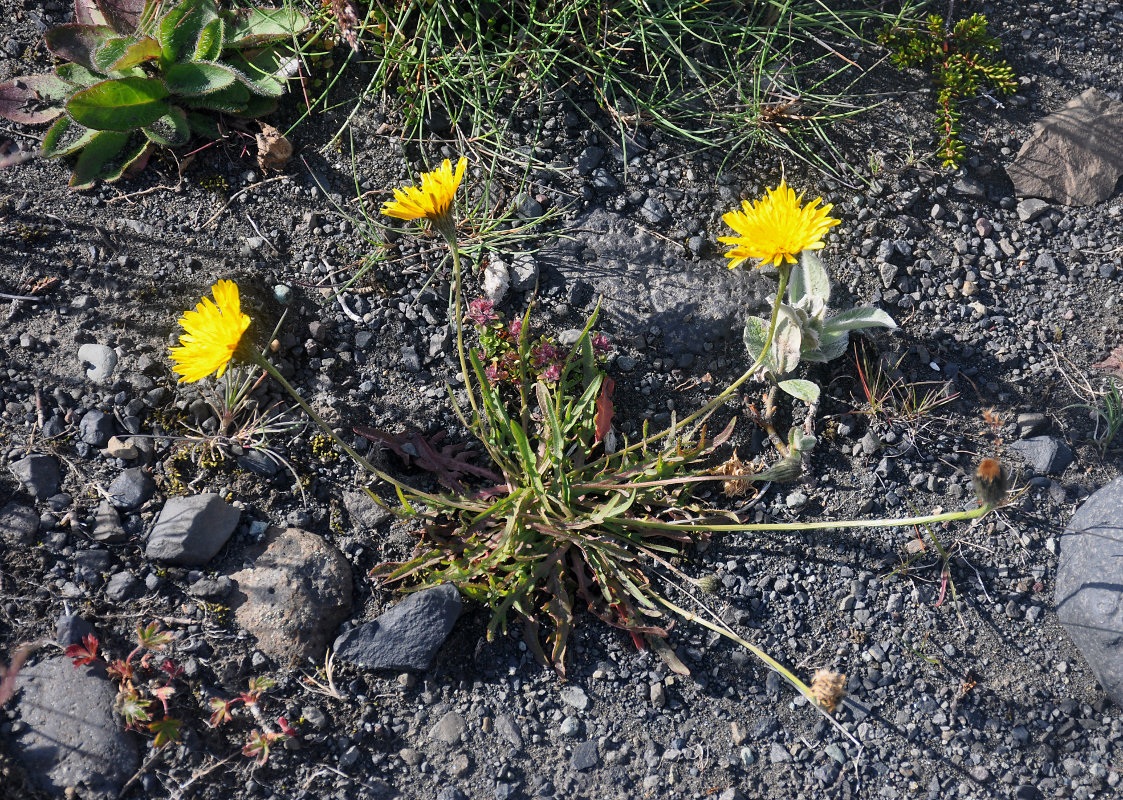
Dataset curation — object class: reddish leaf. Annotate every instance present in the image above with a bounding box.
[65,634,101,667]
[594,376,615,443]
[45,24,115,71]
[0,75,69,125]
[96,0,147,33]
[354,427,501,492]
[277,716,297,736]
[1093,345,1123,379]
[148,717,182,748]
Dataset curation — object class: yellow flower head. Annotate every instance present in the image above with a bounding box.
[170,280,251,383]
[381,157,467,226]
[718,180,840,269]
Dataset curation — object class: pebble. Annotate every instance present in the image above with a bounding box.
[77,343,118,384]
[559,685,589,710]
[10,454,61,498]
[107,468,154,510]
[78,410,114,447]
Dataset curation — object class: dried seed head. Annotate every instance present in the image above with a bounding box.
[715,450,755,497]
[696,574,722,595]
[809,669,847,714]
[972,458,1009,508]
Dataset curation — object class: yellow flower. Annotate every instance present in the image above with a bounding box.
[718,180,840,269]
[381,157,467,225]
[170,280,251,383]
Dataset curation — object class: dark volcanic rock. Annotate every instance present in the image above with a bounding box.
[334,583,462,672]
[145,493,241,566]
[12,657,139,800]
[1056,477,1123,706]
[0,501,39,546]
[10,454,61,498]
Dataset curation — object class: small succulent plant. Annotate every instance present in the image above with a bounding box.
[744,251,896,403]
[0,0,308,188]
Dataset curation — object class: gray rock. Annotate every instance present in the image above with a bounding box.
[188,575,234,599]
[575,146,604,175]
[12,657,139,800]
[538,207,768,358]
[343,489,393,530]
[10,454,61,498]
[56,614,96,648]
[107,468,154,510]
[1017,412,1049,438]
[74,550,110,585]
[953,177,986,198]
[770,742,792,763]
[510,254,538,291]
[230,528,352,664]
[333,584,462,672]
[77,343,118,385]
[105,571,140,601]
[571,740,599,771]
[145,494,241,566]
[429,710,466,744]
[1016,198,1050,223]
[78,410,114,447]
[436,789,467,800]
[236,450,282,477]
[0,502,39,546]
[1009,436,1073,475]
[400,345,421,373]
[91,501,129,543]
[640,196,669,225]
[1057,477,1123,706]
[1007,89,1123,206]
[483,258,510,303]
[495,714,523,750]
[560,685,589,710]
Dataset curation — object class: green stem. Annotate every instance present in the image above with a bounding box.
[446,235,484,428]
[617,503,992,534]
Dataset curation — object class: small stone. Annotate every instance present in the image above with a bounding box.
[0,502,39,546]
[615,355,636,372]
[333,584,462,672]
[104,436,137,460]
[640,197,669,225]
[145,494,241,566]
[105,572,140,601]
[649,682,665,707]
[495,714,523,750]
[78,410,114,447]
[1009,436,1073,475]
[560,685,589,711]
[77,343,118,384]
[343,489,393,530]
[571,740,599,771]
[559,716,582,737]
[91,501,128,543]
[483,259,510,303]
[10,454,61,498]
[107,468,154,510]
[1016,198,1049,223]
[429,711,466,744]
[399,747,424,766]
[56,614,96,648]
[273,284,292,305]
[770,743,792,763]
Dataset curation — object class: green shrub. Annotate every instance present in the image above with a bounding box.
[0,0,308,188]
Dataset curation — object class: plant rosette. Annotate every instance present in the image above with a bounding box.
[0,0,308,188]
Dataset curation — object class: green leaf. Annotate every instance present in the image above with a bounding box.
[816,329,850,363]
[181,79,248,112]
[68,129,129,189]
[792,250,831,304]
[226,49,288,97]
[184,110,221,138]
[222,7,309,49]
[194,17,224,61]
[57,63,105,87]
[778,379,820,404]
[105,35,161,71]
[66,76,170,131]
[45,24,115,71]
[227,94,276,118]
[142,105,189,145]
[100,136,151,183]
[772,317,802,376]
[0,74,71,124]
[742,315,770,364]
[41,115,97,157]
[158,0,217,65]
[822,306,897,334]
[163,61,236,97]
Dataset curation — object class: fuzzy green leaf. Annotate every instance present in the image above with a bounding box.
[181,79,248,112]
[772,316,803,376]
[158,0,217,65]
[227,94,276,118]
[222,6,309,49]
[742,315,770,365]
[163,61,236,97]
[56,63,105,87]
[104,35,161,71]
[45,24,115,71]
[791,250,831,304]
[143,105,189,146]
[778,379,820,404]
[816,329,850,363]
[67,76,170,131]
[95,0,148,34]
[68,129,129,189]
[194,17,224,61]
[0,74,71,124]
[226,49,287,97]
[41,115,97,157]
[822,306,897,334]
[184,110,221,138]
[99,136,151,183]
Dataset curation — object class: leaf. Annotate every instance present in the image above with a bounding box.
[742,315,771,366]
[65,634,101,667]
[148,717,182,748]
[163,61,236,97]
[0,74,70,124]
[185,110,221,138]
[158,0,218,65]
[1093,346,1123,379]
[792,250,831,304]
[778,379,820,404]
[143,105,189,146]
[181,79,249,113]
[194,17,224,61]
[98,137,151,184]
[772,317,802,376]
[75,0,109,27]
[646,633,690,676]
[68,129,129,189]
[67,76,170,131]
[822,306,897,334]
[816,329,850,363]
[56,63,104,87]
[104,35,161,71]
[594,376,614,443]
[45,24,116,71]
[226,48,289,97]
[222,6,310,49]
[353,427,501,492]
[96,0,148,34]
[43,116,97,160]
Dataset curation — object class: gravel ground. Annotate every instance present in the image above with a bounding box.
[3,1,1123,799]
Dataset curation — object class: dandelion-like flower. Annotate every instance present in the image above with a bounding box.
[381,157,467,229]
[718,180,840,269]
[170,280,251,383]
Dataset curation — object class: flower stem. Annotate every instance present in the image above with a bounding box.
[445,234,483,427]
